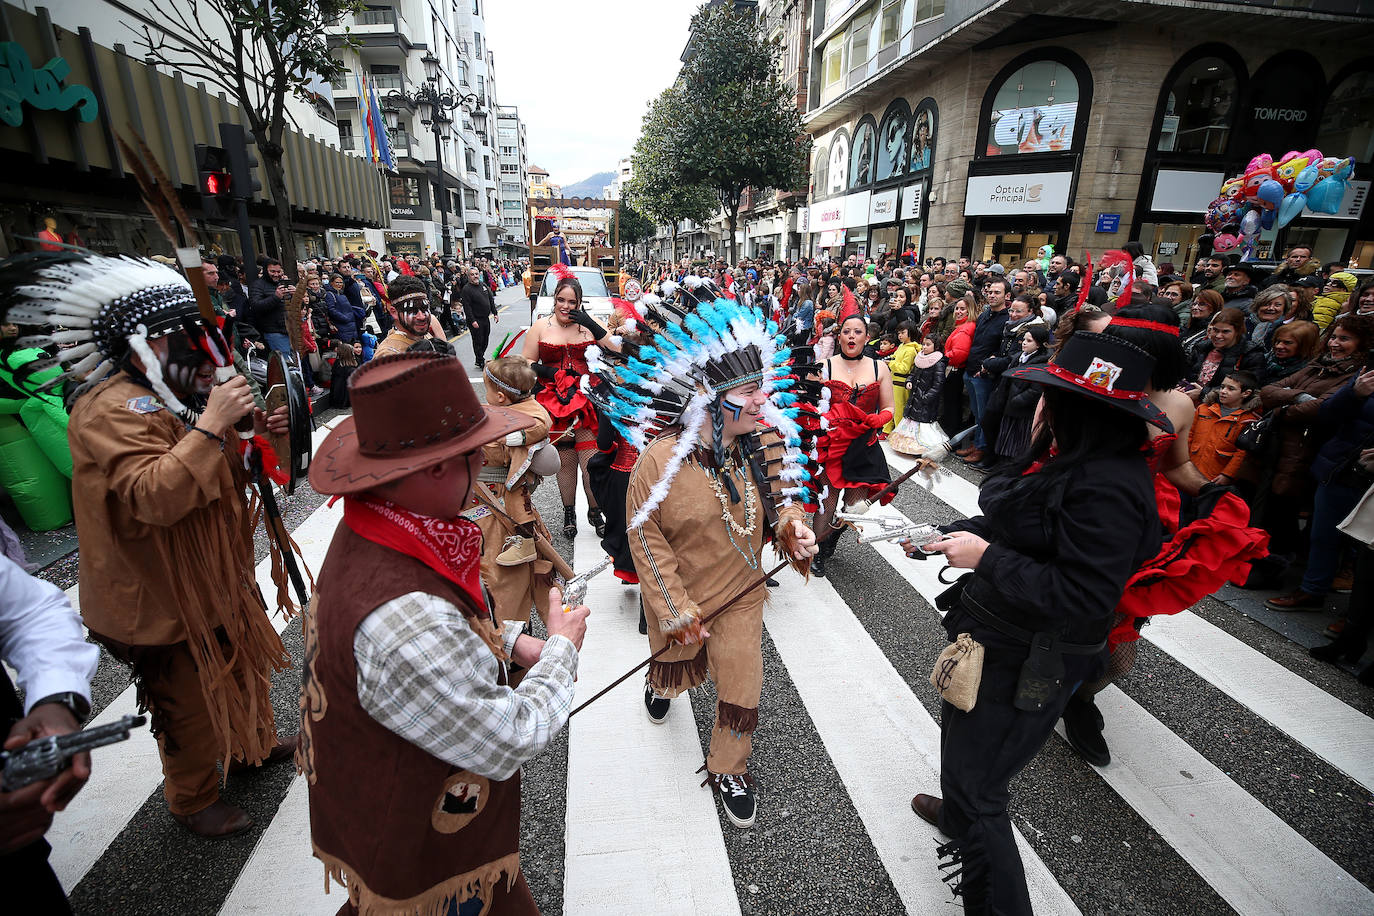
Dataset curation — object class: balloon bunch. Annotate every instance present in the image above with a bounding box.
[1202,151,1356,259]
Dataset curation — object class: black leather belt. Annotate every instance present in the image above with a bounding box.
[960,589,1106,655]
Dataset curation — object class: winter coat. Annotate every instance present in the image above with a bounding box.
[944,318,975,369]
[324,289,363,343]
[1310,377,1374,487]
[1188,393,1261,481]
[1134,255,1159,288]
[1313,272,1357,329]
[1260,355,1365,495]
[968,307,1011,372]
[247,276,287,336]
[1186,337,1267,396]
[989,347,1050,419]
[905,352,946,422]
[1260,353,1310,386]
[1220,283,1257,314]
[941,454,1161,649]
[1262,259,1320,290]
[980,315,1048,381]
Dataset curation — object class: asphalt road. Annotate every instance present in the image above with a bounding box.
[31,298,1374,914]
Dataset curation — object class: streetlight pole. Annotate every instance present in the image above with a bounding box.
[386,52,482,260]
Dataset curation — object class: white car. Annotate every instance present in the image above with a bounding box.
[531,266,614,324]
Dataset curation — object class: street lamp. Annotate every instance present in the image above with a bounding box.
[384,52,483,258]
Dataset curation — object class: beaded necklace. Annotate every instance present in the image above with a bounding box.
[701,454,760,569]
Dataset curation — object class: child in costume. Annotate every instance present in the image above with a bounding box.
[889,330,949,460]
[884,320,920,433]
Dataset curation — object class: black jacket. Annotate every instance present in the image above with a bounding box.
[1186,337,1267,397]
[458,281,493,321]
[904,355,946,423]
[969,307,1011,371]
[988,348,1050,419]
[981,316,1047,380]
[247,277,287,336]
[942,453,1161,649]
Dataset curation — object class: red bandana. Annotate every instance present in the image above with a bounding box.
[343,497,486,612]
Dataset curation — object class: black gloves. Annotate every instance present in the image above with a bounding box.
[568,308,608,341]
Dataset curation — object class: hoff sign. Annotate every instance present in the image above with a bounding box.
[963,171,1073,216]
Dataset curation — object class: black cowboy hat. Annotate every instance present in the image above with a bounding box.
[1011,332,1172,431]
[1223,262,1268,283]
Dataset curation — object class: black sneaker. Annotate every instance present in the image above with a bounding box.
[644,685,670,724]
[1061,695,1110,767]
[707,771,756,828]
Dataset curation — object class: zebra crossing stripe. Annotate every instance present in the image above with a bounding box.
[562,525,742,915]
[762,568,1081,915]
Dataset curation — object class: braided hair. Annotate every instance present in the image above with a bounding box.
[709,396,728,473]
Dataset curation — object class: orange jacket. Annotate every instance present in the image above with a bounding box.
[1188,397,1260,480]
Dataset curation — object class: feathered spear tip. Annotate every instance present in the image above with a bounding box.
[1074,251,1094,314]
[659,280,679,300]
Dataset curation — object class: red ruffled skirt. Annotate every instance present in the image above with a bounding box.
[536,371,598,447]
[1110,476,1270,650]
[820,400,893,503]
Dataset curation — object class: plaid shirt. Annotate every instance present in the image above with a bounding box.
[354,591,578,781]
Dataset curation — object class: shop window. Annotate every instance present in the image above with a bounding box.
[909,99,937,172]
[1316,69,1374,164]
[828,131,850,195]
[984,59,1080,156]
[1156,57,1237,155]
[389,176,421,207]
[876,99,909,181]
[851,118,877,188]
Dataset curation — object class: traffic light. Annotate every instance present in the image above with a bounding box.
[219,122,263,201]
[195,144,232,221]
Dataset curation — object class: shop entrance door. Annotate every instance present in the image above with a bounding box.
[973,230,1058,272]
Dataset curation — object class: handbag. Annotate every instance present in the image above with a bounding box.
[930,633,984,712]
[1337,482,1374,547]
[1237,406,1284,453]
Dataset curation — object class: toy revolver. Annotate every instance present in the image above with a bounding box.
[839,513,943,550]
[1,714,147,791]
[559,555,613,612]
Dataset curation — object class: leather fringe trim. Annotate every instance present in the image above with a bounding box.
[314,845,521,916]
[647,649,708,694]
[715,700,759,735]
[935,831,990,914]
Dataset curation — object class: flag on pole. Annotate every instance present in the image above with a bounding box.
[368,79,396,173]
[358,71,380,165]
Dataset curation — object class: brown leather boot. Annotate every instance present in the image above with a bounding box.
[910,793,946,835]
[228,734,299,775]
[173,800,252,838]
[961,448,985,464]
[955,444,977,458]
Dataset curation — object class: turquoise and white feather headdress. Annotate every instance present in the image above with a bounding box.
[584,296,815,528]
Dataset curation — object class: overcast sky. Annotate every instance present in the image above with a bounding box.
[484,0,702,188]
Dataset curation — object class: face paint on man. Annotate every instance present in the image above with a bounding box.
[163,333,215,398]
[721,394,748,422]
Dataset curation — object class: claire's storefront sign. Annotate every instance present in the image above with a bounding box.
[0,42,98,127]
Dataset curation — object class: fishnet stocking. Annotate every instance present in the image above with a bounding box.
[555,430,600,509]
[1079,613,1138,696]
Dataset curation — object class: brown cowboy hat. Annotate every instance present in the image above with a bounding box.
[309,351,533,495]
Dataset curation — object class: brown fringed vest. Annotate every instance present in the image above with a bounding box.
[300,523,535,916]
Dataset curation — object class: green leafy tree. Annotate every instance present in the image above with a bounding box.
[672,3,810,265]
[137,0,363,275]
[626,83,718,262]
[611,200,656,260]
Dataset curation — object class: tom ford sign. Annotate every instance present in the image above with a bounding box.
[0,42,98,127]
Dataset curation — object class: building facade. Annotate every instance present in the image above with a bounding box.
[0,1,387,260]
[497,104,529,251]
[326,0,506,258]
[801,0,1374,272]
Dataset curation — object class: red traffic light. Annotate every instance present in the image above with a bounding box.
[203,171,230,196]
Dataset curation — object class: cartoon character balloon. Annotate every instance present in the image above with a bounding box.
[1213,233,1240,253]
[1275,156,1311,192]
[1277,192,1307,229]
[1243,165,1277,200]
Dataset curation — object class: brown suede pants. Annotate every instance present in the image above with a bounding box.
[646,598,763,776]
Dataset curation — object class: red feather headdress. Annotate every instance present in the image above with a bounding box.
[1099,249,1135,310]
[1074,251,1094,313]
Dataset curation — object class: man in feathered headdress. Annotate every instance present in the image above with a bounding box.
[587,296,820,828]
[5,253,297,838]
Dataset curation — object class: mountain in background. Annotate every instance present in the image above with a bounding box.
[558,171,615,198]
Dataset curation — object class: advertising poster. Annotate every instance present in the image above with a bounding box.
[986,102,1077,155]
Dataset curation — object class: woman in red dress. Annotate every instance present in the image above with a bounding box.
[813,315,896,576]
[522,272,619,536]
